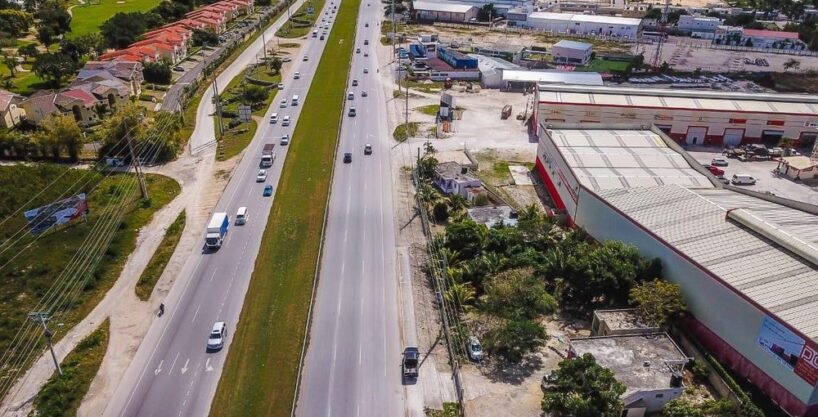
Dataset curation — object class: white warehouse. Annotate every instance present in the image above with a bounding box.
[524,12,642,38]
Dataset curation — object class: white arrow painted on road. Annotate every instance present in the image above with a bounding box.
[181,358,190,375]
[205,358,214,372]
[154,360,164,375]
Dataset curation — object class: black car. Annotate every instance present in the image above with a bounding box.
[364,144,372,155]
[343,152,352,163]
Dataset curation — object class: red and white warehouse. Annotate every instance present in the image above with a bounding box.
[534,84,818,148]
[535,125,818,416]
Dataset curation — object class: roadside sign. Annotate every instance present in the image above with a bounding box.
[238,105,252,122]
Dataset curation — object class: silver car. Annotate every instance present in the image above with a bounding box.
[207,322,226,351]
[467,336,484,361]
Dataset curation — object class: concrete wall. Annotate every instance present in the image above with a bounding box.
[571,186,818,412]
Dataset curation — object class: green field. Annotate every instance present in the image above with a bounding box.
[69,0,162,38]
[0,165,179,400]
[31,319,110,417]
[209,0,358,414]
[135,211,186,301]
[577,58,631,73]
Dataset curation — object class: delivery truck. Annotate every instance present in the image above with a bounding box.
[205,212,229,249]
[261,143,275,167]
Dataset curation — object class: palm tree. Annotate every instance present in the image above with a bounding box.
[445,282,476,313]
[439,247,462,267]
[479,252,505,275]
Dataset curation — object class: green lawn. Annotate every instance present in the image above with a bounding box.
[0,165,179,400]
[576,58,631,73]
[0,62,48,96]
[209,0,359,414]
[135,211,186,301]
[69,0,162,38]
[393,122,419,141]
[31,319,110,417]
[401,79,443,93]
[216,118,258,161]
[275,0,327,38]
[415,104,439,116]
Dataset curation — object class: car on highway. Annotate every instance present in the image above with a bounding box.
[263,185,273,196]
[467,336,484,361]
[364,52,368,57]
[364,144,372,155]
[294,71,301,79]
[356,48,360,53]
[711,157,729,166]
[303,56,309,61]
[270,113,278,124]
[173,66,185,72]
[343,152,352,163]
[282,115,290,126]
[364,39,369,45]
[236,207,248,225]
[402,347,419,379]
[361,91,367,97]
[348,107,356,117]
[280,99,287,108]
[256,169,268,182]
[280,134,290,145]
[207,322,227,351]
[365,23,369,27]
[363,68,368,73]
[352,79,358,86]
[320,35,324,40]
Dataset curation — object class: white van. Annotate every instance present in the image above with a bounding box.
[236,207,248,225]
[347,91,354,100]
[291,95,299,105]
[312,29,318,37]
[731,174,757,185]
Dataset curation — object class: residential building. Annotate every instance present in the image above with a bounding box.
[80,61,144,96]
[569,333,688,416]
[20,92,61,124]
[535,125,818,417]
[777,156,818,181]
[714,26,806,50]
[524,12,642,38]
[413,1,479,22]
[551,39,593,65]
[0,89,25,128]
[677,15,721,39]
[54,89,101,125]
[534,84,818,147]
[433,161,483,199]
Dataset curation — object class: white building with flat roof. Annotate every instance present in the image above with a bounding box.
[677,15,721,39]
[534,84,818,148]
[535,125,818,417]
[551,39,593,65]
[524,12,642,38]
[413,1,478,22]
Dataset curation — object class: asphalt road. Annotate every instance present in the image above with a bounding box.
[101,2,337,416]
[294,2,410,416]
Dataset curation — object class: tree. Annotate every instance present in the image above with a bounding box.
[35,114,85,161]
[191,29,219,46]
[101,12,148,49]
[242,84,269,108]
[36,0,72,36]
[483,268,557,319]
[417,155,438,179]
[37,25,56,47]
[433,201,449,222]
[476,3,496,21]
[269,57,283,74]
[444,220,486,259]
[629,279,686,326]
[95,102,145,159]
[0,9,34,37]
[17,44,39,61]
[142,61,172,84]
[33,53,77,88]
[2,54,18,78]
[783,58,801,72]
[72,33,107,58]
[663,398,737,417]
[542,354,626,417]
[663,399,701,417]
[483,317,547,363]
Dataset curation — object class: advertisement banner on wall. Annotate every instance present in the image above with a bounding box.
[757,316,818,385]
[24,193,89,235]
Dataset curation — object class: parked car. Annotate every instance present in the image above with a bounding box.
[711,158,729,167]
[541,372,557,391]
[467,336,484,361]
[356,48,361,53]
[256,169,268,182]
[173,66,185,72]
[207,322,226,351]
[364,39,369,45]
[716,175,730,185]
[320,35,324,40]
[343,152,352,163]
[731,174,757,185]
[704,165,724,176]
[263,185,273,196]
[278,83,284,90]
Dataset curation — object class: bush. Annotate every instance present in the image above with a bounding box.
[433,201,449,222]
[227,118,242,129]
[143,62,172,85]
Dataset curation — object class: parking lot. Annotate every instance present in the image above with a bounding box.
[688,148,818,205]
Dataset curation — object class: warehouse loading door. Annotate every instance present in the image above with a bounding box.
[686,127,708,145]
[762,130,784,146]
[723,129,744,147]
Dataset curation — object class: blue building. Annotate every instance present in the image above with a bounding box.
[437,46,478,69]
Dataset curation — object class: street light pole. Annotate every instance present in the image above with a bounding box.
[29,312,62,377]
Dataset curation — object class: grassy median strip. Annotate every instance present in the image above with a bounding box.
[276,0,328,38]
[209,0,358,414]
[135,211,186,301]
[31,319,110,417]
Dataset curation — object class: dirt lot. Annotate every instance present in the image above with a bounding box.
[688,148,818,205]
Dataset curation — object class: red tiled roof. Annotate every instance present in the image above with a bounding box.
[742,29,800,40]
[57,89,99,107]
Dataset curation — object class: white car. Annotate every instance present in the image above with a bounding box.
[270,113,278,124]
[280,134,290,145]
[302,56,309,61]
[363,68,369,73]
[282,115,290,126]
[278,83,284,90]
[256,169,268,182]
[207,322,226,351]
[467,336,484,361]
[711,157,729,167]
[294,71,301,79]
[280,99,287,108]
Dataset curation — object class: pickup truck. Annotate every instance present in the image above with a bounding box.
[402,347,419,379]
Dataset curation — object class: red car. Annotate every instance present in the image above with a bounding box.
[706,165,724,176]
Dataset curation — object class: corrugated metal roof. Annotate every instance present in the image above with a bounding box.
[503,70,603,85]
[413,0,475,13]
[598,185,818,341]
[548,129,713,191]
[527,12,642,26]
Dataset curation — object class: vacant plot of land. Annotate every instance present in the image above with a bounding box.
[209,0,358,415]
[69,0,161,37]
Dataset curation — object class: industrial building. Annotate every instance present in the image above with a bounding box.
[524,12,642,38]
[413,1,478,22]
[502,70,603,90]
[551,39,593,65]
[676,15,721,39]
[472,54,523,88]
[713,27,807,50]
[535,125,818,417]
[534,84,818,147]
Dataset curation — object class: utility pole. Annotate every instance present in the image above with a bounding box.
[212,78,225,138]
[261,31,268,60]
[390,0,396,58]
[29,312,62,377]
[126,131,149,199]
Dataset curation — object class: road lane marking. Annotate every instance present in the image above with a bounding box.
[209,267,218,282]
[169,352,180,374]
[192,304,201,323]
[154,360,164,376]
[181,358,190,375]
[205,358,214,372]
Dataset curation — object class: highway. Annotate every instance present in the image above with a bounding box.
[294,1,409,416]
[101,2,339,416]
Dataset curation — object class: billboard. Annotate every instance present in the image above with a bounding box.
[757,316,818,385]
[24,193,89,234]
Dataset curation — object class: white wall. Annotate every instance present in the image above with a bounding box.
[536,126,581,217]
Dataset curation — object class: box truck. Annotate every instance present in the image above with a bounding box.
[205,212,229,249]
[261,143,275,167]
